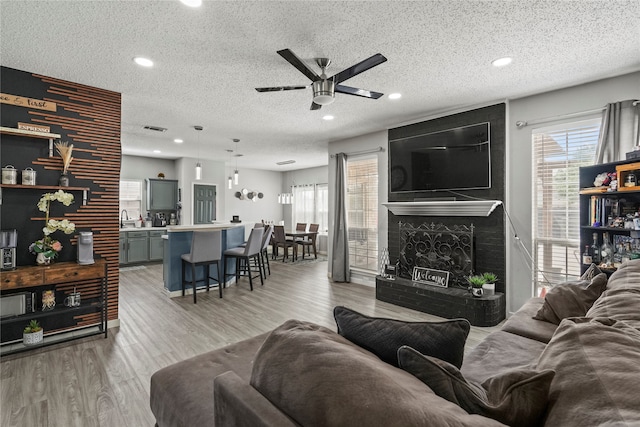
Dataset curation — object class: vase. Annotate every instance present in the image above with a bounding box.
[23,329,44,346]
[471,287,483,298]
[59,173,69,187]
[36,252,52,265]
[482,283,495,296]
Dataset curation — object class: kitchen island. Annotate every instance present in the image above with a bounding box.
[162,223,246,295]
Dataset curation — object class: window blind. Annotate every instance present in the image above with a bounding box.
[532,119,601,290]
[347,156,379,271]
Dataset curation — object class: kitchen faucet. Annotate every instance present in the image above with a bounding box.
[120,209,129,227]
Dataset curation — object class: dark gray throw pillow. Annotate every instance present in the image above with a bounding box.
[398,346,555,427]
[333,306,470,368]
[533,272,608,325]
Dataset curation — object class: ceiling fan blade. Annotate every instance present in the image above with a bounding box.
[255,85,308,92]
[331,53,387,84]
[277,49,320,82]
[335,85,384,99]
[310,101,322,110]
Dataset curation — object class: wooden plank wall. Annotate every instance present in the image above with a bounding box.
[0,66,121,322]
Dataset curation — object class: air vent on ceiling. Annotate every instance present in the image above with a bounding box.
[276,160,296,165]
[143,125,168,132]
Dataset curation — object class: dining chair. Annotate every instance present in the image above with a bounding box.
[297,223,319,259]
[272,225,297,262]
[180,231,223,303]
[223,227,264,291]
[259,224,274,278]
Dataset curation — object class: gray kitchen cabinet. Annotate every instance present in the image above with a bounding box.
[148,230,164,261]
[147,179,178,211]
[119,232,126,264]
[120,230,149,264]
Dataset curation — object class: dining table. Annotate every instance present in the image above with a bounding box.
[285,230,319,260]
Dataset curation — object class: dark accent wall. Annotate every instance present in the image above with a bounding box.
[0,66,121,321]
[387,103,506,293]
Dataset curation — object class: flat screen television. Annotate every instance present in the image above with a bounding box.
[389,122,491,193]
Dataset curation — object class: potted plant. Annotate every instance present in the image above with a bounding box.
[467,275,486,298]
[23,319,43,346]
[481,272,498,296]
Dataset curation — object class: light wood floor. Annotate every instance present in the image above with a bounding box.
[1,258,502,427]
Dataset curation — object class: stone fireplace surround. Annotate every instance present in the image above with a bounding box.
[378,103,506,325]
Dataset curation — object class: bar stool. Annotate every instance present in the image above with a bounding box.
[181,230,222,303]
[223,227,264,291]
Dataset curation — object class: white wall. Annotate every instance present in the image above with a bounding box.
[281,166,329,229]
[224,167,283,237]
[506,71,640,314]
[328,131,389,285]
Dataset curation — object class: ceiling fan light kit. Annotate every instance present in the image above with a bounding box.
[256,48,387,110]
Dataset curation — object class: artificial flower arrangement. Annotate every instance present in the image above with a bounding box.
[29,190,76,260]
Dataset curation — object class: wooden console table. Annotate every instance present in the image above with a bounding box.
[376,275,505,326]
[0,259,107,356]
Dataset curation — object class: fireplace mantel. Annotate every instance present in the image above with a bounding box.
[383,200,502,217]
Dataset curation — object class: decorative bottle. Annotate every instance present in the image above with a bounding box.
[600,232,614,266]
[582,245,592,265]
[591,233,600,264]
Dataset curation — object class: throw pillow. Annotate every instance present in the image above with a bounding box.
[250,320,504,427]
[333,305,470,368]
[398,346,555,427]
[532,272,607,324]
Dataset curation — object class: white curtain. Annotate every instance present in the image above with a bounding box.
[331,153,350,282]
[595,99,640,164]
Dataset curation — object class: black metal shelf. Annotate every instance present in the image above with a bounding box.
[0,301,102,325]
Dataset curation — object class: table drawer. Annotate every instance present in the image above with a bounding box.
[44,263,105,284]
[1,269,43,290]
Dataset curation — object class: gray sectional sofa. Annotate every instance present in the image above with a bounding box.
[150,260,640,426]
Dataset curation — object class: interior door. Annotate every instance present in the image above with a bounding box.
[194,184,216,224]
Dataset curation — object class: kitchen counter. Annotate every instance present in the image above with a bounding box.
[119,226,167,232]
[162,224,246,295]
[165,223,241,232]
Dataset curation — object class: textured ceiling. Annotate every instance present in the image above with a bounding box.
[1,1,639,171]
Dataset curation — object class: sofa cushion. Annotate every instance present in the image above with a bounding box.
[604,258,640,292]
[398,346,554,427]
[501,298,557,343]
[250,319,505,427]
[150,333,269,427]
[333,305,470,368]
[586,288,640,329]
[537,317,640,426]
[461,330,547,385]
[532,273,607,324]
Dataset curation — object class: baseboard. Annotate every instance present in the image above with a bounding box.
[107,318,120,329]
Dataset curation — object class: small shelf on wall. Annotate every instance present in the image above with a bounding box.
[0,184,89,205]
[383,200,503,217]
[0,126,61,157]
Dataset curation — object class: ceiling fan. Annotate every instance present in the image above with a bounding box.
[255,48,387,110]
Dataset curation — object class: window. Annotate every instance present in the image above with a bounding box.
[347,156,378,271]
[119,180,142,221]
[292,184,329,232]
[532,119,601,293]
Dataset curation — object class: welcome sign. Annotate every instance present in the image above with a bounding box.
[412,267,450,288]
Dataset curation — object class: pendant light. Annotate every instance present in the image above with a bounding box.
[233,138,240,185]
[228,176,233,189]
[194,125,203,180]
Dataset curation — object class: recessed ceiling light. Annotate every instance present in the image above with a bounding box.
[134,57,154,67]
[153,150,161,153]
[180,0,202,7]
[491,57,512,67]
[322,115,334,121]
[389,93,402,100]
[174,139,183,143]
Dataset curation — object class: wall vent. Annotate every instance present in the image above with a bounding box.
[276,160,296,165]
[143,125,167,132]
